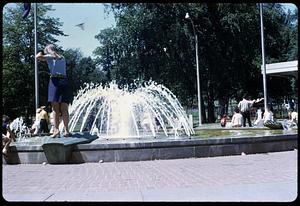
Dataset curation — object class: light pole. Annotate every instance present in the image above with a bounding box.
[260,3,268,112]
[185,12,202,127]
[34,3,39,111]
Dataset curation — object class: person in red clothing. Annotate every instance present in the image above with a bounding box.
[220,114,227,128]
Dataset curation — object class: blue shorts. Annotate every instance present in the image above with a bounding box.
[48,77,71,104]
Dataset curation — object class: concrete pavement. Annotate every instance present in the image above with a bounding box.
[2,150,297,202]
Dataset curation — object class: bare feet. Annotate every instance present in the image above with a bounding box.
[51,131,60,138]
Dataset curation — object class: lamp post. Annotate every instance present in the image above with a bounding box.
[185,12,202,127]
[260,3,267,112]
[34,3,39,111]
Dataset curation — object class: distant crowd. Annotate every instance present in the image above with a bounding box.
[220,96,298,129]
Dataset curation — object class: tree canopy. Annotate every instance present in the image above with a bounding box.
[2,3,298,123]
[94,3,298,122]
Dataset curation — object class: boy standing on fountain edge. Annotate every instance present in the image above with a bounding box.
[36,44,72,138]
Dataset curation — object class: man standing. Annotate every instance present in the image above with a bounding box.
[39,106,49,133]
[238,96,255,127]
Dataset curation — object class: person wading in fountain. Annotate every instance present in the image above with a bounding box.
[238,95,255,127]
[36,44,72,138]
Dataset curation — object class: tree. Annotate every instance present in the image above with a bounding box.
[4,3,296,124]
[95,3,197,105]
[2,3,66,121]
[63,48,109,102]
[262,4,298,104]
[94,3,298,123]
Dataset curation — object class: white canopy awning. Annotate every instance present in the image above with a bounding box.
[261,60,298,78]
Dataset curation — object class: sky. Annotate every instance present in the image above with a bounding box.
[3,3,116,57]
[45,3,116,58]
[283,3,298,12]
[3,3,298,58]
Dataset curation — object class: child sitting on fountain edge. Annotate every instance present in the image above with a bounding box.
[2,115,16,156]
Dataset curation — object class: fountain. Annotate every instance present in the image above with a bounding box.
[9,117,30,142]
[66,80,195,139]
[254,109,264,127]
[4,81,297,164]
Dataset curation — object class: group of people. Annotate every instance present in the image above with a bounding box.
[221,96,263,128]
[220,95,298,128]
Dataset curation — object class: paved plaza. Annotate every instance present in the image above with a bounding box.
[2,150,297,202]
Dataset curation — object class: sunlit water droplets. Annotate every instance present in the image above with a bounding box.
[67,81,195,139]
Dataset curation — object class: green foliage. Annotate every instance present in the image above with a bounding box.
[63,48,108,101]
[3,3,298,124]
[3,4,107,121]
[95,3,197,106]
[2,3,66,121]
[94,3,298,122]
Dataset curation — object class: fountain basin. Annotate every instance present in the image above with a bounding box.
[3,129,297,164]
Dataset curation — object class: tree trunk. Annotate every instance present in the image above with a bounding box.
[200,92,206,123]
[206,76,216,123]
[225,98,229,116]
[207,97,215,123]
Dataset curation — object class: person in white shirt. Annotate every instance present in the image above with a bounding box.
[254,108,264,127]
[238,96,256,127]
[33,108,42,135]
[291,111,298,123]
[231,107,243,127]
[288,109,298,126]
[49,111,55,134]
[263,107,274,124]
